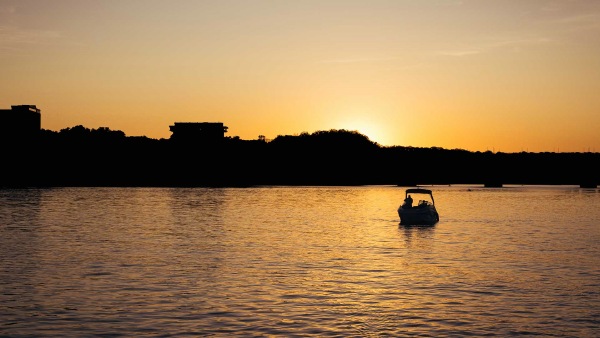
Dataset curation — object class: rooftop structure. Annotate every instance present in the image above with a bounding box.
[0,105,41,142]
[169,122,228,143]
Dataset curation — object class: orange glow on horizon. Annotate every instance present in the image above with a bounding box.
[1,0,599,153]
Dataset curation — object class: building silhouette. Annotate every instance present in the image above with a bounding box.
[169,122,228,143]
[0,105,41,143]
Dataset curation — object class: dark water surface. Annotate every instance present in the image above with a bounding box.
[1,186,599,337]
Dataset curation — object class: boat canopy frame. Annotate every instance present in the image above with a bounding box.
[404,188,435,205]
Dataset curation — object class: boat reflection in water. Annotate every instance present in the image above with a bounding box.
[398,188,440,225]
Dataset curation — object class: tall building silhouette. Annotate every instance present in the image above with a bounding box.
[0,105,41,142]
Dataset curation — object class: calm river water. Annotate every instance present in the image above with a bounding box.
[1,185,599,337]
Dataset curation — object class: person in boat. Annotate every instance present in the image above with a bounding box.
[402,194,413,209]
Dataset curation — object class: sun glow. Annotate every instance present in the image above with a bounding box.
[327,101,403,146]
[335,116,387,146]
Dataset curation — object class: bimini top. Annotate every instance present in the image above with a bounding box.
[404,188,435,205]
[405,188,433,195]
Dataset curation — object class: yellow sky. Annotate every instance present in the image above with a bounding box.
[1,0,599,152]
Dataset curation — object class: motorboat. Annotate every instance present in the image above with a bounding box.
[398,188,439,225]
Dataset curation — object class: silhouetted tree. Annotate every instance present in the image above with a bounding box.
[1,125,598,188]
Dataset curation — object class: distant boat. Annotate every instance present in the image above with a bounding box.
[398,188,440,225]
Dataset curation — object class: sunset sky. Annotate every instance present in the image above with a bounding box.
[1,0,599,152]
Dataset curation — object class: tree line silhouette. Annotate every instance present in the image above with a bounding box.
[2,125,598,188]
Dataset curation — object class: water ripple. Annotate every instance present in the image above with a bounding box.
[1,186,599,336]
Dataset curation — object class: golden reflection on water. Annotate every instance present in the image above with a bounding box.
[0,186,599,336]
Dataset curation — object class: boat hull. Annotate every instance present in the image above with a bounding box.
[398,206,439,225]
